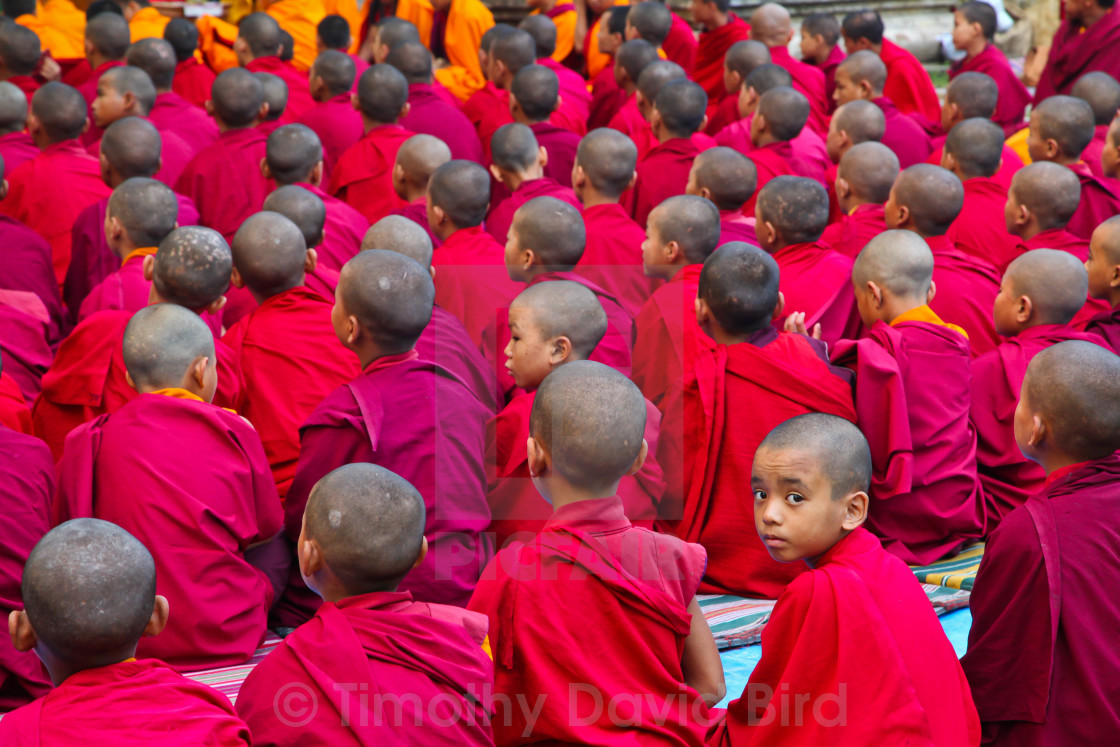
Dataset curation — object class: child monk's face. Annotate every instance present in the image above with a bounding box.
[951,12,981,52]
[832,68,860,106]
[640,216,671,277]
[992,275,1023,337]
[799,29,825,63]
[92,79,129,129]
[1102,130,1120,178]
[1085,231,1116,300]
[504,305,557,389]
[751,445,855,565]
[330,283,355,349]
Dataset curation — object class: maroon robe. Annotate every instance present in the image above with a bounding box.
[663,11,697,73]
[963,455,1120,743]
[880,38,940,125]
[529,120,579,189]
[175,127,271,242]
[246,55,315,122]
[172,57,216,109]
[927,234,1001,358]
[1084,123,1111,180]
[608,94,658,160]
[946,176,1022,272]
[927,139,1024,190]
[578,202,658,318]
[461,81,512,161]
[0,131,37,175]
[401,82,484,164]
[485,175,580,246]
[1086,305,1120,350]
[328,124,414,223]
[417,304,497,412]
[0,214,63,342]
[588,63,626,130]
[719,209,758,246]
[811,44,845,112]
[693,15,750,104]
[874,96,933,169]
[295,93,365,187]
[704,93,740,138]
[538,58,590,137]
[77,248,154,323]
[7,75,38,108]
[55,392,283,670]
[715,116,830,187]
[1065,161,1120,241]
[1034,8,1120,102]
[149,90,220,155]
[770,45,828,137]
[76,60,124,146]
[743,140,796,214]
[770,240,860,346]
[431,226,521,346]
[627,136,712,228]
[819,203,888,258]
[389,197,442,248]
[296,181,369,272]
[0,291,54,403]
[949,44,1030,135]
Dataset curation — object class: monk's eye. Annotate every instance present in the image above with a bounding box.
[786,493,806,506]
[753,490,766,501]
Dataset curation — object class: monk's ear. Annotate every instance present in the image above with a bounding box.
[664,239,684,264]
[698,114,708,133]
[412,536,428,569]
[189,355,210,390]
[895,203,911,229]
[488,163,504,184]
[867,280,884,307]
[432,203,447,226]
[841,490,869,530]
[858,79,874,99]
[835,176,850,199]
[526,435,550,478]
[310,160,324,187]
[553,93,563,114]
[773,290,785,320]
[123,91,137,113]
[351,92,360,111]
[205,100,215,119]
[626,170,637,190]
[625,439,648,477]
[230,266,245,289]
[1016,294,1033,323]
[205,295,227,315]
[695,295,713,330]
[1044,137,1061,160]
[572,164,586,189]
[550,335,573,365]
[699,186,713,202]
[940,150,957,173]
[1028,412,1047,448]
[260,158,273,181]
[124,369,136,392]
[257,101,270,123]
[142,595,169,638]
[926,279,936,304]
[1109,263,1120,288]
[537,145,548,170]
[304,248,318,274]
[398,102,410,120]
[142,254,156,281]
[9,609,36,653]
[0,178,8,201]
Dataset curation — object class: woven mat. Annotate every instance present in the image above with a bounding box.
[910,543,985,591]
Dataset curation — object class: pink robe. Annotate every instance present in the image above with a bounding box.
[1065,161,1120,241]
[175,127,272,242]
[812,44,845,112]
[874,96,933,169]
[770,45,828,137]
[770,240,861,346]
[715,116,830,187]
[529,121,579,189]
[1086,305,1120,351]
[949,44,1030,135]
[328,124,414,223]
[485,176,580,246]
[296,182,369,272]
[627,136,712,228]
[431,226,521,346]
[693,15,750,104]
[77,249,155,323]
[926,139,1023,190]
[149,90,220,155]
[0,291,54,404]
[539,57,590,136]
[819,203,888,258]
[946,176,1021,272]
[588,63,626,130]
[927,234,1001,358]
[461,81,512,161]
[246,55,315,122]
[0,131,38,175]
[742,140,796,214]
[1034,9,1120,102]
[663,11,697,73]
[294,93,365,187]
[608,94,656,160]
[0,214,63,343]
[1084,123,1111,180]
[719,209,758,246]
[417,304,497,412]
[401,82,484,164]
[578,203,658,318]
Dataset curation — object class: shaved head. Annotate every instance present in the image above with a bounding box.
[100,117,162,178]
[691,147,757,210]
[838,50,887,95]
[1092,215,1120,264]
[838,142,898,204]
[832,100,885,143]
[384,40,432,84]
[511,196,585,268]
[511,280,607,359]
[892,164,963,236]
[123,303,215,389]
[317,14,353,50]
[32,82,88,143]
[724,40,770,79]
[238,12,281,58]
[362,215,433,266]
[231,211,308,296]
[803,12,841,45]
[511,64,558,121]
[312,49,357,95]
[0,21,40,76]
[262,185,326,248]
[749,3,792,46]
[86,12,130,59]
[1025,341,1120,460]
[101,66,157,116]
[842,10,885,44]
[211,68,264,128]
[617,39,658,84]
[576,128,637,197]
[266,124,323,185]
[1071,71,1120,125]
[530,361,647,491]
[356,64,408,122]
[650,195,721,263]
[637,60,687,106]
[757,414,872,498]
[758,86,808,140]
[628,1,671,46]
[376,17,421,51]
[699,242,781,333]
[945,118,1004,178]
[946,72,998,120]
[153,226,233,309]
[1009,162,1081,230]
[491,122,539,173]
[125,38,177,91]
[428,160,490,227]
[0,80,28,134]
[305,463,427,592]
[492,28,536,76]
[744,63,792,96]
[853,229,934,299]
[338,250,434,351]
[1033,95,1095,159]
[519,15,557,58]
[255,72,287,122]
[107,177,178,248]
[395,133,451,192]
[756,176,829,243]
[1005,249,1088,325]
[164,18,198,62]
[654,78,707,137]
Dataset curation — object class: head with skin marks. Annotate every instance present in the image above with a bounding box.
[152,226,233,311]
[698,242,782,337]
[362,215,433,266]
[333,249,434,357]
[885,164,963,237]
[231,210,310,298]
[755,176,829,251]
[122,303,216,397]
[686,147,757,210]
[505,280,608,389]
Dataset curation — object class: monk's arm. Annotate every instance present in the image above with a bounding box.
[681,596,725,706]
[574,0,590,56]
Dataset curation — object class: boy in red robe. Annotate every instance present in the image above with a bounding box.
[1071,71,1120,180]
[390,133,450,247]
[610,51,681,161]
[509,65,579,188]
[973,250,1108,533]
[469,361,725,743]
[1085,216,1120,353]
[238,463,494,742]
[739,85,806,211]
[709,414,980,745]
[587,6,629,129]
[820,141,895,258]
[460,24,516,160]
[829,230,986,564]
[949,2,1029,135]
[0,24,40,108]
[691,0,750,104]
[799,12,844,111]
[284,250,492,623]
[164,18,215,109]
[329,64,415,223]
[887,164,1001,358]
[223,212,359,501]
[686,146,758,245]
[485,30,554,156]
[1101,115,1120,179]
[175,68,272,243]
[0,82,38,175]
[55,304,283,670]
[840,10,939,125]
[77,14,128,146]
[605,38,658,147]
[514,16,588,136]
[927,72,1024,189]
[963,340,1120,742]
[1033,0,1120,103]
[1,519,251,743]
[235,14,314,122]
[749,3,828,137]
[125,37,220,156]
[295,50,363,186]
[822,99,884,221]
[257,186,353,306]
[704,39,768,136]
[658,244,857,599]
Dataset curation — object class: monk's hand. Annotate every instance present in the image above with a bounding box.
[38,56,61,83]
[784,312,822,340]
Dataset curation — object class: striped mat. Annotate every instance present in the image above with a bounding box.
[910,543,986,591]
[183,635,283,705]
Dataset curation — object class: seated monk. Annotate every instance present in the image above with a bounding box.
[222,211,358,501]
[110,0,168,43]
[389,133,451,247]
[33,226,243,460]
[54,304,283,671]
[425,0,495,103]
[743,86,815,210]
[0,82,111,286]
[485,123,579,247]
[175,69,272,243]
[164,18,215,109]
[295,50,362,186]
[425,159,520,345]
[928,72,1024,189]
[691,0,750,106]
[749,3,829,137]
[709,414,980,745]
[973,250,1109,532]
[1101,113,1120,178]
[11,0,85,64]
[658,243,857,599]
[632,195,721,410]
[607,42,668,159]
[0,81,39,175]
[685,146,759,245]
[821,141,896,258]
[841,9,939,124]
[0,23,42,107]
[483,29,550,155]
[524,0,577,63]
[587,7,630,130]
[1086,216,1120,349]
[460,24,516,161]
[828,230,986,563]
[78,177,177,323]
[237,463,493,741]
[800,12,845,109]
[76,13,129,146]
[253,71,289,137]
[887,164,1001,357]
[125,37,220,156]
[963,341,1120,743]
[487,281,664,548]
[517,14,590,135]
[949,2,1030,135]
[0,519,251,743]
[1033,0,1120,103]
[823,98,884,220]
[1028,94,1120,240]
[234,13,314,122]
[469,361,725,744]
[943,118,1022,272]
[328,64,415,223]
[509,65,580,188]
[1072,71,1120,179]
[706,39,769,136]
[317,14,369,80]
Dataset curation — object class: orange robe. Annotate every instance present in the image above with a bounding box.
[323,0,363,53]
[584,0,629,80]
[433,0,495,102]
[128,6,169,42]
[195,15,241,75]
[17,0,85,61]
[267,0,327,72]
[530,4,577,62]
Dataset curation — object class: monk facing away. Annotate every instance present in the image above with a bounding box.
[1086,216,1120,350]
[469,361,725,745]
[963,340,1120,743]
[930,71,1024,190]
[0,519,251,744]
[237,464,494,744]
[686,146,759,246]
[389,133,450,248]
[821,140,896,259]
[708,414,980,746]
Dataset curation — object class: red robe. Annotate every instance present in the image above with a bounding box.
[926,139,1023,190]
[172,57,217,109]
[401,82,484,164]
[246,55,316,122]
[770,45,828,137]
[719,209,758,246]
[874,96,933,169]
[236,591,493,745]
[608,95,658,160]
[1065,161,1120,241]
[0,131,38,175]
[664,11,698,73]
[0,374,32,434]
[31,309,242,461]
[328,124,414,224]
[704,93,740,138]
[297,182,369,272]
[1015,227,1110,329]
[949,44,1030,135]
[819,203,887,258]
[693,15,750,104]
[390,197,442,248]
[431,226,521,347]
[579,202,659,318]
[831,307,986,564]
[150,91,220,155]
[77,248,156,323]
[812,44,845,113]
[1034,8,1120,103]
[0,658,251,744]
[880,38,940,125]
[0,214,63,343]
[76,60,124,147]
[294,93,365,187]
[467,496,711,745]
[588,63,627,130]
[927,234,1001,358]
[742,141,796,214]
[627,137,712,228]
[716,116,830,187]
[175,127,272,242]
[485,176,580,246]
[86,117,196,190]
[417,305,497,412]
[962,456,1120,743]
[770,241,861,346]
[7,75,38,108]
[946,176,1021,272]
[529,121,579,189]
[1086,305,1120,351]
[55,391,283,670]
[539,57,590,136]
[1084,123,1111,180]
[709,527,980,746]
[461,81,512,161]
[0,140,112,285]
[658,330,856,598]
[221,286,359,500]
[0,291,54,404]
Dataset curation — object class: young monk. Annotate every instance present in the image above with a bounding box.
[509,65,580,188]
[943,118,1022,272]
[703,39,767,136]
[235,13,313,121]
[821,141,896,258]
[125,37,219,155]
[486,123,579,246]
[613,57,689,161]
[1071,71,1120,178]
[0,519,251,743]
[744,86,814,209]
[949,1,1029,135]
[841,9,940,124]
[318,14,368,79]
[963,340,1120,743]
[329,64,415,223]
[928,71,1024,189]
[658,243,856,599]
[469,360,724,744]
[294,50,362,186]
[0,82,111,286]
[484,30,549,150]
[887,164,1001,358]
[1102,115,1120,178]
[390,133,451,248]
[77,13,129,145]
[0,22,42,107]
[587,6,629,130]
[1084,215,1120,352]
[237,463,493,742]
[800,12,845,109]
[0,81,38,174]
[686,146,758,245]
[821,98,884,220]
[605,39,659,149]
[1030,94,1120,241]
[692,0,750,105]
[710,414,980,745]
[284,250,491,623]
[164,18,214,108]
[749,3,828,137]
[829,230,986,563]
[515,15,589,136]
[55,303,282,670]
[459,23,517,158]
[253,71,288,137]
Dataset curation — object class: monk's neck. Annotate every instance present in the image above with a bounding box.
[362,118,397,134]
[753,131,778,148]
[1078,5,1110,28]
[505,170,541,192]
[579,190,620,210]
[962,38,987,60]
[706,9,732,29]
[216,122,256,135]
[1016,221,1045,242]
[659,262,690,281]
[881,297,929,325]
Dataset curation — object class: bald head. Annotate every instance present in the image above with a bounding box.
[700,242,781,333]
[86,12,129,60]
[305,464,427,592]
[518,15,557,58]
[832,100,885,143]
[511,64,558,122]
[628,1,671,46]
[262,185,326,248]
[637,60,687,105]
[575,128,637,197]
[31,82,88,143]
[23,519,157,669]
[211,68,264,128]
[511,196,585,268]
[654,79,707,137]
[617,39,658,84]
[724,40,770,80]
[100,116,162,178]
[163,18,198,63]
[491,122,540,173]
[838,142,898,204]
[153,226,233,309]
[891,164,963,236]
[107,177,178,249]
[853,229,934,299]
[266,124,323,185]
[758,86,808,141]
[744,63,792,96]
[338,250,434,351]
[756,176,829,243]
[394,133,451,193]
[838,50,886,95]
[749,2,792,47]
[650,195,721,263]
[0,21,40,76]
[531,361,646,491]
[690,147,757,210]
[317,14,353,50]
[376,17,421,51]
[384,39,432,84]
[362,215,433,267]
[757,414,872,498]
[312,49,357,95]
[1072,71,1120,125]
[945,118,1004,178]
[492,28,536,77]
[511,280,607,359]
[1033,95,1096,159]
[125,38,177,91]
[946,72,998,120]
[356,64,408,122]
[1009,162,1081,230]
[1005,249,1088,325]
[428,160,490,227]
[1092,214,1120,265]
[255,72,287,122]
[123,303,215,390]
[238,12,281,58]
[0,80,27,134]
[101,66,157,116]
[1025,341,1120,460]
[231,211,308,296]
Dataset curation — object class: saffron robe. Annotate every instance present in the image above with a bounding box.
[538,57,591,136]
[578,202,658,318]
[875,96,933,169]
[127,5,169,42]
[0,214,63,342]
[431,226,521,346]
[693,15,750,104]
[0,295,52,404]
[658,330,857,598]
[418,304,498,412]
[295,93,365,186]
[949,43,1030,135]
[926,139,1023,190]
[485,176,580,247]
[709,527,981,747]
[461,81,512,161]
[531,4,577,62]
[221,286,359,500]
[664,10,698,73]
[0,132,38,175]
[529,121,579,189]
[0,374,32,434]
[236,591,494,745]
[401,82,484,164]
[927,234,1001,358]
[581,1,625,81]
[467,496,711,746]
[627,136,712,228]
[880,38,940,125]
[15,0,85,60]
[150,91,220,156]
[0,659,251,745]
[770,45,828,137]
[962,456,1120,744]
[172,58,216,109]
[1086,305,1120,351]
[55,392,283,670]
[831,307,986,565]
[266,0,326,72]
[429,0,495,102]
[175,127,272,242]
[1034,8,1120,103]
[297,182,369,272]
[77,247,157,323]
[1065,161,1120,241]
[946,176,1021,272]
[390,197,442,248]
[819,203,888,258]
[769,241,861,346]
[245,56,316,122]
[329,124,414,223]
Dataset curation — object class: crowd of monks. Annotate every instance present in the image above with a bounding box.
[0,0,1120,743]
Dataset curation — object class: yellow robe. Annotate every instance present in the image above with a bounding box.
[426,0,494,102]
[529,5,577,63]
[322,0,363,53]
[266,0,327,72]
[195,15,241,75]
[18,0,86,60]
[129,6,170,43]
[585,0,628,80]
